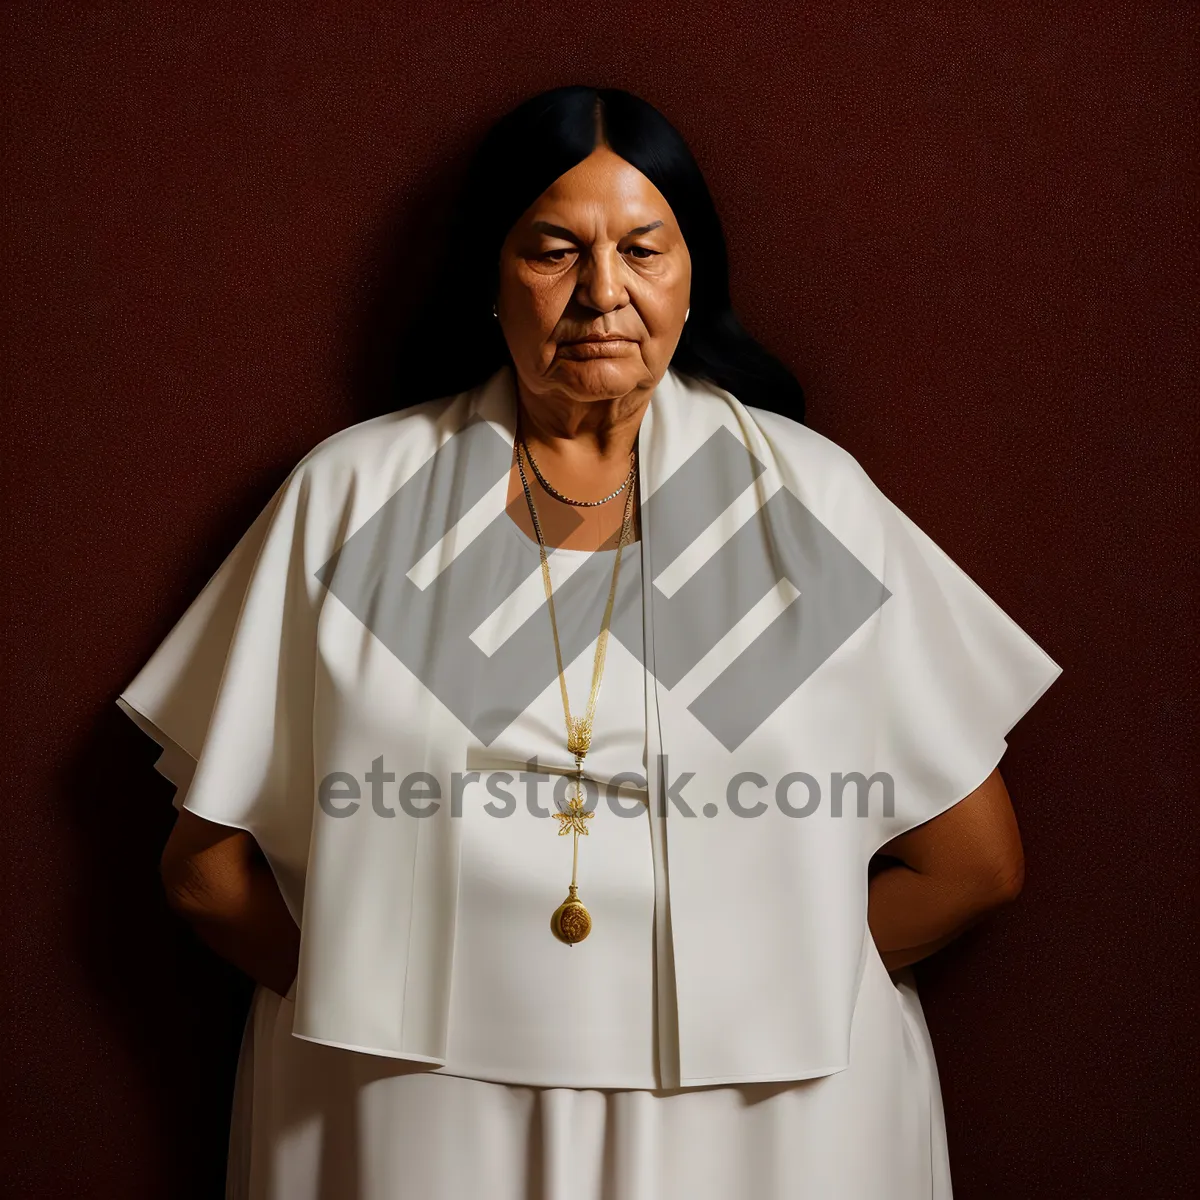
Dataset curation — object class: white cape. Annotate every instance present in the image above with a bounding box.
[118,363,1062,1088]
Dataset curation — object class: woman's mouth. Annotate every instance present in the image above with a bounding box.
[559,339,636,358]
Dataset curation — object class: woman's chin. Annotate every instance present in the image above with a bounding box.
[549,356,649,400]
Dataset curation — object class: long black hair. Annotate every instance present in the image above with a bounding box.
[387,85,806,422]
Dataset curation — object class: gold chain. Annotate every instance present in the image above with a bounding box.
[515,430,638,944]
[523,436,637,507]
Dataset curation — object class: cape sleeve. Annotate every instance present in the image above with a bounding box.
[116,464,319,922]
[863,475,1063,854]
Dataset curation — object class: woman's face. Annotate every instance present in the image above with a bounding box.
[496,146,692,409]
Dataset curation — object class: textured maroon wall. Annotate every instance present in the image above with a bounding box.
[4,3,1195,1196]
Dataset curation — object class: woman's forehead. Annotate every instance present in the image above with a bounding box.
[520,155,676,232]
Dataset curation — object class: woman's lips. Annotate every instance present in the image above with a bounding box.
[559,339,636,358]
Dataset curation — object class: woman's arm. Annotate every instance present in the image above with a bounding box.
[868,767,1025,971]
[159,808,300,998]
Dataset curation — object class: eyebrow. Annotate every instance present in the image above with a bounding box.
[530,219,664,242]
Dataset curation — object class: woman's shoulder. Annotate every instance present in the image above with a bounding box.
[726,400,909,573]
[741,402,883,514]
[291,392,465,482]
[249,390,475,543]
[672,368,874,495]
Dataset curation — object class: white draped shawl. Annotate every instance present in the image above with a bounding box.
[117,363,1062,1088]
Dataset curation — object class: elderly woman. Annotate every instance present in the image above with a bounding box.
[118,86,1060,1199]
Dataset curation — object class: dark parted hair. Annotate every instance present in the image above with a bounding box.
[390,85,806,423]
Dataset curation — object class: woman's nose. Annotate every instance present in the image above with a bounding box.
[576,246,625,312]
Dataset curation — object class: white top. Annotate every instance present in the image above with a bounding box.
[114,364,1064,1086]
[440,521,662,1087]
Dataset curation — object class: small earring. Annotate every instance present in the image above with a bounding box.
[492,302,499,319]
[684,307,690,323]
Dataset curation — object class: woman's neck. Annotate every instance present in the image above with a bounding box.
[508,379,649,551]
[515,382,649,490]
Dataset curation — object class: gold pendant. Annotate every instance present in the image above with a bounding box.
[551,884,592,944]
[551,786,594,944]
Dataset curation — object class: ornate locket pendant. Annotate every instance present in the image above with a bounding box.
[551,883,592,944]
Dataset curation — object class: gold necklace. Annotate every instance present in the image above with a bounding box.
[515,433,639,945]
[522,436,637,507]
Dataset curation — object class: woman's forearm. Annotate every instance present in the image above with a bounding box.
[868,858,1020,971]
[164,850,300,998]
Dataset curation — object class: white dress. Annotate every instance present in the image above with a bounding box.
[222,520,955,1199]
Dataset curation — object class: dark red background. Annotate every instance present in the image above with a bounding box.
[4,3,1195,1196]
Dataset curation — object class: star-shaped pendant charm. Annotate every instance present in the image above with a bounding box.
[553,795,594,837]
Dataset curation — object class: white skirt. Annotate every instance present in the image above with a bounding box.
[224,945,953,1199]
